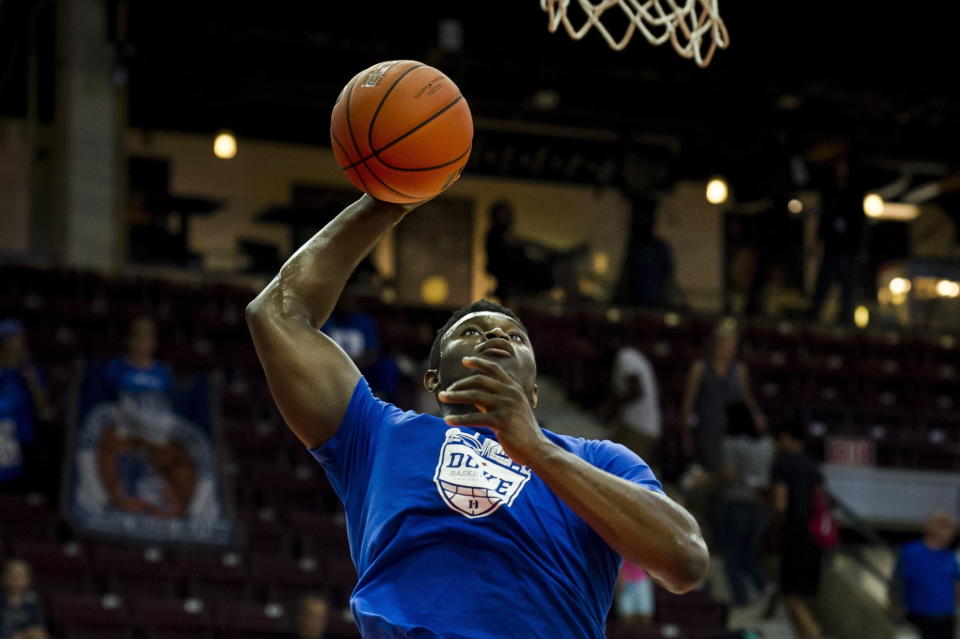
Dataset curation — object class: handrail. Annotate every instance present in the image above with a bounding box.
[826,489,897,589]
[827,489,897,554]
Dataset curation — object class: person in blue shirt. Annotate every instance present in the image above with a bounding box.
[0,320,53,489]
[103,316,174,401]
[322,287,400,403]
[890,511,960,639]
[246,194,709,639]
[100,316,187,516]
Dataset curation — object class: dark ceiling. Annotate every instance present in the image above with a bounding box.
[3,0,960,194]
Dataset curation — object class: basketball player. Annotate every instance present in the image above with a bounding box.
[246,195,709,638]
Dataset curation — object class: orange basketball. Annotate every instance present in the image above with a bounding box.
[330,60,473,204]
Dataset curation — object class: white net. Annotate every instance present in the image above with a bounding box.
[540,0,729,67]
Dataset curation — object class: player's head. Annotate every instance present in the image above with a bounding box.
[924,510,957,550]
[774,419,807,451]
[424,299,537,408]
[489,200,515,230]
[126,316,157,359]
[2,558,32,596]
[295,592,330,639]
[0,318,25,364]
[709,317,739,361]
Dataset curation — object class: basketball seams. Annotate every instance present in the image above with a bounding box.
[343,74,367,173]
[376,143,472,172]
[332,60,472,203]
[361,157,418,202]
[331,132,371,194]
[340,62,421,200]
[366,62,425,163]
[344,95,467,171]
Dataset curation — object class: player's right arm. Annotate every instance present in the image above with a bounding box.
[245,194,419,449]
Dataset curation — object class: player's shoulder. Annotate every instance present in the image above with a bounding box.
[351,376,437,428]
[541,428,634,462]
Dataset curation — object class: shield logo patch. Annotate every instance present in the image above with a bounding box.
[433,428,532,519]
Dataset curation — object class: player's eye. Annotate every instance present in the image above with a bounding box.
[463,327,481,336]
[510,333,525,343]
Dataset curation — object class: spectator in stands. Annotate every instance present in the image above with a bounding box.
[283,592,331,639]
[808,151,865,324]
[716,402,774,611]
[104,316,174,401]
[889,510,960,639]
[323,286,400,404]
[99,317,191,517]
[484,200,587,303]
[771,419,824,639]
[613,195,676,309]
[680,318,766,473]
[0,558,48,639]
[608,344,661,465]
[0,319,53,490]
[615,560,654,628]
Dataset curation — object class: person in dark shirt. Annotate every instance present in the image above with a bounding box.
[485,201,555,302]
[889,511,960,639]
[771,419,824,639]
[0,559,47,639]
[809,154,865,324]
[614,195,675,309]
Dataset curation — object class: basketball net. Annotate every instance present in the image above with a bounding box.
[540,0,729,67]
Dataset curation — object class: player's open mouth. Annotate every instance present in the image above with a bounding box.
[477,339,514,358]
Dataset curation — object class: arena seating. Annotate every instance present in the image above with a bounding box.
[2,263,959,637]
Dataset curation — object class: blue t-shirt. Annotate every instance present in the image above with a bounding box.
[311,378,663,639]
[0,367,44,482]
[897,540,960,616]
[104,356,174,399]
[0,368,40,446]
[322,312,381,361]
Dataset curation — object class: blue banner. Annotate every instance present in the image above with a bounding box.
[64,361,236,546]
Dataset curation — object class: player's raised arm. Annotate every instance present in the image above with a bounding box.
[245,195,419,448]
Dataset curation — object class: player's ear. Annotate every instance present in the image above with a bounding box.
[423,369,440,393]
[529,384,539,409]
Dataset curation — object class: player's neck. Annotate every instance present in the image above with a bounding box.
[437,402,481,418]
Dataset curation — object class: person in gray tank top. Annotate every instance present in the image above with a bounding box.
[680,319,766,473]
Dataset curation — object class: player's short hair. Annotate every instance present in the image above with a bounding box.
[428,300,528,371]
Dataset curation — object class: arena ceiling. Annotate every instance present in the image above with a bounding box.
[2,0,959,195]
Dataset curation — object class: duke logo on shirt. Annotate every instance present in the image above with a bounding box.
[433,428,532,519]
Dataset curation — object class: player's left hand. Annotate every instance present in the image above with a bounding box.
[438,356,555,468]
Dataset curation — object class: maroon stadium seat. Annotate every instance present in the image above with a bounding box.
[49,593,131,639]
[238,508,294,556]
[91,544,180,598]
[130,595,215,639]
[286,510,351,558]
[10,540,96,597]
[213,600,291,639]
[251,555,327,609]
[0,493,58,544]
[174,550,255,602]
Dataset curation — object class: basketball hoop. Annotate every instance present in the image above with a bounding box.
[540,0,729,67]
